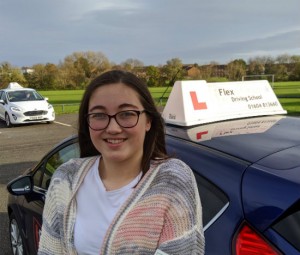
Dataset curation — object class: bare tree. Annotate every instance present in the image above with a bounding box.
[120,58,144,71]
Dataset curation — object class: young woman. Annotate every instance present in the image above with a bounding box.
[38,70,205,255]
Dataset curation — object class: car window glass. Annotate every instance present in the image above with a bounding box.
[0,91,6,101]
[193,170,229,228]
[33,142,80,190]
[33,165,43,187]
[32,91,44,100]
[42,143,80,190]
[7,90,44,102]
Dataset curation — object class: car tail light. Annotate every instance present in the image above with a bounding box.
[234,223,282,255]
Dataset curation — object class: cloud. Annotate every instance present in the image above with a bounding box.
[0,0,299,66]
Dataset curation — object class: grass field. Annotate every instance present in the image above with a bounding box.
[273,81,300,116]
[40,87,173,114]
[39,81,300,115]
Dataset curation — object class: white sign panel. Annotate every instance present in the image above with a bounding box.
[162,80,287,126]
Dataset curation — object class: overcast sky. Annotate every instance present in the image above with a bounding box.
[1,0,299,67]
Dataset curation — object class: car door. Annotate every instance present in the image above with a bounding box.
[20,140,79,254]
[166,135,250,254]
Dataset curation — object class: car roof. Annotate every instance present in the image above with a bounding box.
[166,114,300,166]
[1,88,36,92]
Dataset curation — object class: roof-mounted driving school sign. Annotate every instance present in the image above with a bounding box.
[7,82,23,89]
[162,80,287,126]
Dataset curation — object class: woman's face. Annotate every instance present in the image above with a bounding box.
[88,83,151,164]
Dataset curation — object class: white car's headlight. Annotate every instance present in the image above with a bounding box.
[48,104,53,109]
[10,106,21,112]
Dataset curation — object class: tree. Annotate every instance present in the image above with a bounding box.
[43,63,59,89]
[226,59,246,81]
[248,60,265,75]
[120,58,144,72]
[247,56,275,75]
[276,54,292,64]
[59,51,111,89]
[0,62,26,88]
[275,64,289,81]
[161,58,185,86]
[26,63,59,89]
[198,65,213,80]
[83,51,111,77]
[145,65,161,87]
[291,55,300,63]
[289,62,300,81]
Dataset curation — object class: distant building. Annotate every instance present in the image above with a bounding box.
[21,67,34,74]
[183,65,201,78]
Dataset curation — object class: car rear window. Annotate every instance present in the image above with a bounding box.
[272,202,300,251]
[193,170,229,229]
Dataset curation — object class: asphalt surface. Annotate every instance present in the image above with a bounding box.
[0,114,78,254]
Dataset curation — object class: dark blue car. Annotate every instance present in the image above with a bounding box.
[7,114,300,255]
[7,80,300,254]
[165,115,300,254]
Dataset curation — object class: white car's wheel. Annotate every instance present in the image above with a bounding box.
[5,113,13,128]
[9,213,25,255]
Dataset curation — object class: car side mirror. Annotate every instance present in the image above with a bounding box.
[7,176,33,195]
[44,97,49,101]
[0,99,5,105]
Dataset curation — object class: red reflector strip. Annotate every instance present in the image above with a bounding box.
[235,224,280,255]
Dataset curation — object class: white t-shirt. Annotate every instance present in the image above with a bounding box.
[74,157,142,255]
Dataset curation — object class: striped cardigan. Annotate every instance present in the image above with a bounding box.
[38,156,205,255]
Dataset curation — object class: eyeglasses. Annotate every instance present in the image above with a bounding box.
[86,110,146,130]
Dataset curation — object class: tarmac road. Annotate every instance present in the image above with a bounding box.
[0,114,78,254]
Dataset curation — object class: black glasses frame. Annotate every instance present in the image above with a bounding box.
[86,110,146,130]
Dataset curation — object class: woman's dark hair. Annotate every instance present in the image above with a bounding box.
[78,70,168,174]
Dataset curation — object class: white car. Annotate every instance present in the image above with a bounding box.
[0,82,55,127]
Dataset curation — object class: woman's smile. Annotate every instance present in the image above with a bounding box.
[105,138,127,144]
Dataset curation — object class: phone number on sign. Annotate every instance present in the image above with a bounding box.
[248,101,279,110]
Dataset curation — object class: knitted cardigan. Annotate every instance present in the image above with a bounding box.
[38,156,205,255]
